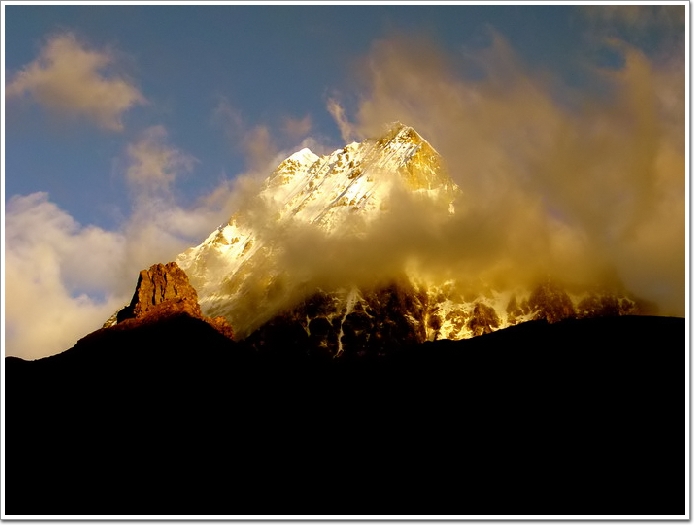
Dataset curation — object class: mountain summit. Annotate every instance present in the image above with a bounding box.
[176,123,639,356]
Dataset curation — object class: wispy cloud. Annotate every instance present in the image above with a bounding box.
[126,125,197,194]
[326,97,356,143]
[6,32,145,131]
[211,98,327,175]
[212,97,281,173]
[324,31,684,316]
[282,114,312,140]
[120,125,244,287]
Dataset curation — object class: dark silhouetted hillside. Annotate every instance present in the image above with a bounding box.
[5,314,684,516]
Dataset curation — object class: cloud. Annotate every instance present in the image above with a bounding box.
[5,193,130,359]
[120,127,244,282]
[282,114,312,140]
[126,125,197,194]
[320,32,684,316]
[212,97,283,174]
[212,98,330,176]
[326,97,356,142]
[6,32,145,131]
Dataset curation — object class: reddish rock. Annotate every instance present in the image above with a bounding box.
[114,262,234,339]
[117,262,201,321]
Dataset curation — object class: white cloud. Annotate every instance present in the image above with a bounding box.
[6,32,145,131]
[5,193,130,359]
[328,33,685,316]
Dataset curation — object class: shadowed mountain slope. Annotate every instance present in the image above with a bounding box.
[5,314,683,516]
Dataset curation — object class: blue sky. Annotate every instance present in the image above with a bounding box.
[3,2,687,358]
[6,3,672,228]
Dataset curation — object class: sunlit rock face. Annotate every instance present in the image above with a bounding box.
[117,262,201,321]
[176,122,640,351]
[107,262,234,339]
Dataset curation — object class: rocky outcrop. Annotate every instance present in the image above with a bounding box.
[112,262,234,339]
[117,262,201,321]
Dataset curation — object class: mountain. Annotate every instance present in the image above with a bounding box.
[104,261,233,338]
[175,122,641,354]
[5,313,684,516]
[176,122,460,343]
[6,122,682,517]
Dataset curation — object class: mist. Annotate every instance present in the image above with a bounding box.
[296,31,684,317]
[216,29,685,335]
[184,29,685,336]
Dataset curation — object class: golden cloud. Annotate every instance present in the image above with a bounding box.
[6,33,145,131]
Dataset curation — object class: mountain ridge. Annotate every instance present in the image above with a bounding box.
[5,313,683,515]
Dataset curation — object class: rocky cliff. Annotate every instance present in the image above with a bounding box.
[106,262,234,339]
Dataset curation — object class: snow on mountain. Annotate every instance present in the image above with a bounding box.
[177,123,457,336]
[176,122,638,351]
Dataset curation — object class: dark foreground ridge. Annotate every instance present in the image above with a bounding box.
[5,314,684,516]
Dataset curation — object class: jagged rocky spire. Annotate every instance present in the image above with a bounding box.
[106,262,234,339]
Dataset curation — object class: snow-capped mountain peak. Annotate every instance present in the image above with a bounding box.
[254,121,457,231]
[175,122,638,349]
[175,122,459,337]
